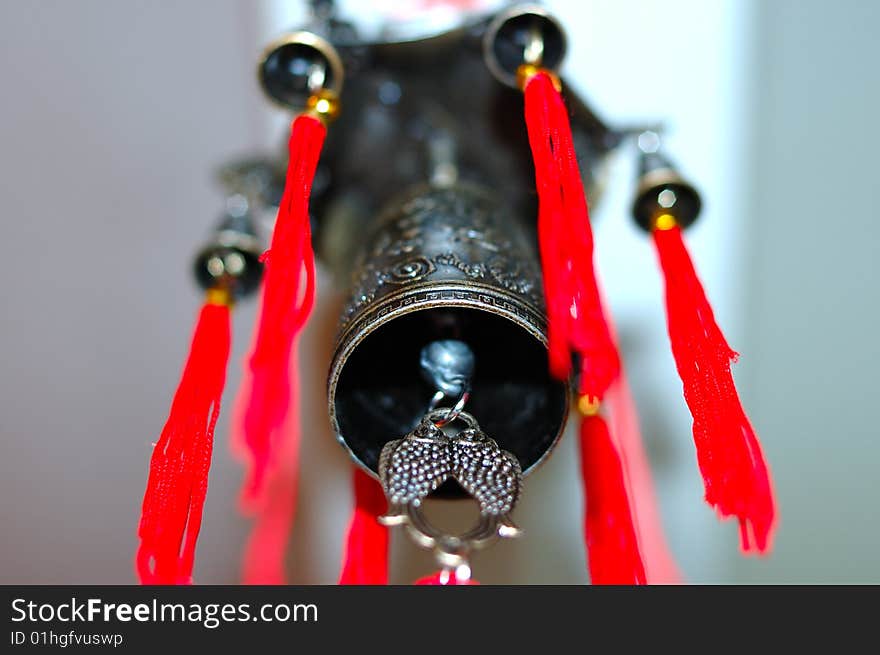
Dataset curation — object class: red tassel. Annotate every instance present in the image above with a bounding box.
[600,306,681,583]
[234,114,325,509]
[522,70,620,398]
[338,469,390,585]
[653,224,776,553]
[238,341,302,585]
[604,370,681,583]
[415,570,478,585]
[578,410,646,585]
[136,297,231,584]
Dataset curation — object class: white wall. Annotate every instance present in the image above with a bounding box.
[735,0,880,582]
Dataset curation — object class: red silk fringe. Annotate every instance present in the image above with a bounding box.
[234,114,324,511]
[653,225,776,553]
[579,413,646,585]
[604,370,681,583]
[238,341,302,585]
[523,71,620,399]
[136,301,231,584]
[338,469,390,585]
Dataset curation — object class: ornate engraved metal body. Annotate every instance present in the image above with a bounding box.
[379,411,523,571]
[327,184,569,483]
[339,184,544,329]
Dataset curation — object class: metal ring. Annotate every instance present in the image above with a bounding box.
[426,403,473,429]
[387,504,520,570]
[427,383,471,428]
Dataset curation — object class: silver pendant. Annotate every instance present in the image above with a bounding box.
[378,409,523,576]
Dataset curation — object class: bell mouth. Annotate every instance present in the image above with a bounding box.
[327,281,569,485]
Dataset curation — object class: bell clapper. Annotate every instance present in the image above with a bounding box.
[420,339,475,427]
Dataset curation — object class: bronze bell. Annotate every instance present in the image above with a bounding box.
[327,182,570,485]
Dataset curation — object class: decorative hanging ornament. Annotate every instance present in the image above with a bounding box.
[632,139,777,553]
[141,1,778,587]
[136,210,263,584]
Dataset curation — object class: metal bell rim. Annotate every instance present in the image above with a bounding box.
[257,30,345,111]
[482,2,568,89]
[327,279,570,481]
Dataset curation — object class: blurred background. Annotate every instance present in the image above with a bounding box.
[0,0,877,584]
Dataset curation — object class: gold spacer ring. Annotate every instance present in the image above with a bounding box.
[205,286,233,308]
[577,395,601,417]
[304,89,341,126]
[516,64,562,93]
[653,212,679,232]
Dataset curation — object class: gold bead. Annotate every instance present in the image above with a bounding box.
[577,395,601,417]
[305,89,341,126]
[205,286,233,308]
[516,64,561,93]
[653,212,679,231]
